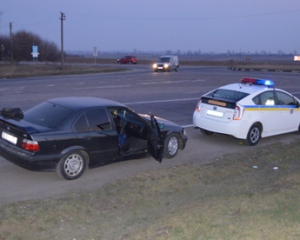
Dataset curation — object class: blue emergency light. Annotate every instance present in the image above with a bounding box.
[240,77,274,87]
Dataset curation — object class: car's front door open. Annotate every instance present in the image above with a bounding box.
[148,114,164,163]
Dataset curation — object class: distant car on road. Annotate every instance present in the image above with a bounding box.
[193,77,300,146]
[117,56,138,64]
[0,97,187,180]
[153,55,179,72]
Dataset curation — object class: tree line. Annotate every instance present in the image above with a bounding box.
[0,30,60,62]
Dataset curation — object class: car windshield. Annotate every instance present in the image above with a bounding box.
[23,102,73,128]
[158,57,170,63]
[207,89,249,102]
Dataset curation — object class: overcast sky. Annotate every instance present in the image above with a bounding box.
[1,0,300,54]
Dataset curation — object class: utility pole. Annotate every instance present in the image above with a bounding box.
[60,12,66,70]
[9,22,13,62]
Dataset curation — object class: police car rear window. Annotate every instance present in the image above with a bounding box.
[202,89,249,109]
[207,89,249,102]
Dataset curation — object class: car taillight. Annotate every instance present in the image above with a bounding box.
[195,99,202,112]
[22,139,40,152]
[233,105,243,120]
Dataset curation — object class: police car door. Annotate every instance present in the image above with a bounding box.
[275,90,300,132]
[258,91,281,136]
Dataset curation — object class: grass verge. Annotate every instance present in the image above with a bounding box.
[0,63,127,79]
[1,140,300,239]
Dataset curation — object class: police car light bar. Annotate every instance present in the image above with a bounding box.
[240,77,274,87]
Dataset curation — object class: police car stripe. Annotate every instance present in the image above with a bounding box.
[243,105,299,111]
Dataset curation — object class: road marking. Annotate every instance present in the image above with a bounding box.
[72,84,131,90]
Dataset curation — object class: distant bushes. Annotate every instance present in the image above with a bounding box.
[0,30,60,62]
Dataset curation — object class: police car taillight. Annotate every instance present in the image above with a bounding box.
[233,105,243,120]
[195,99,202,112]
[241,77,274,87]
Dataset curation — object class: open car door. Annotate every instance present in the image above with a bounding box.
[148,114,164,163]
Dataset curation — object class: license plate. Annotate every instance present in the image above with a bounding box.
[1,132,17,145]
[207,110,224,117]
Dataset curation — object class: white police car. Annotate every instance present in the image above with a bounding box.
[193,77,300,146]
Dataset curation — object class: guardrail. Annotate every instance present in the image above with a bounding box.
[227,66,300,73]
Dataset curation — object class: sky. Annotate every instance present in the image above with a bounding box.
[1,0,300,54]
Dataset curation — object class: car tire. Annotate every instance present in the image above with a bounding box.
[298,123,300,134]
[56,150,87,180]
[246,124,261,146]
[164,134,179,158]
[200,128,214,135]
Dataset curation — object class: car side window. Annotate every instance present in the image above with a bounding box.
[252,95,260,105]
[258,91,276,106]
[74,109,112,132]
[109,108,148,139]
[276,91,295,105]
[74,114,89,132]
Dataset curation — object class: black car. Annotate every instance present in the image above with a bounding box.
[0,97,187,180]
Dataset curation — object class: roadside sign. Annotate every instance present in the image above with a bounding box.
[31,45,39,61]
[93,47,97,57]
[93,47,97,64]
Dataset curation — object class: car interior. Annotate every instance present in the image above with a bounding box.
[109,108,149,155]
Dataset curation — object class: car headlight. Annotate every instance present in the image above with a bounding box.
[153,64,157,68]
[164,63,169,68]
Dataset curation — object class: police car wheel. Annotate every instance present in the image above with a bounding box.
[200,128,214,135]
[247,124,261,146]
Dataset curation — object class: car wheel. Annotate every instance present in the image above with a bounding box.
[247,124,261,146]
[200,128,214,135]
[164,134,179,158]
[295,123,300,134]
[56,150,87,180]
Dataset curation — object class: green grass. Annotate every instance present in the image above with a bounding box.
[1,140,300,239]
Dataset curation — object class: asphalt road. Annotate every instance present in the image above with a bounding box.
[1,65,300,205]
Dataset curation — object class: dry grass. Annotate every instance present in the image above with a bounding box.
[1,140,300,239]
[0,62,127,79]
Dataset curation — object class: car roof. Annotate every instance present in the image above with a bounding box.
[47,97,125,110]
[219,83,274,95]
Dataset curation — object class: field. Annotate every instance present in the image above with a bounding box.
[1,140,300,239]
[0,62,126,79]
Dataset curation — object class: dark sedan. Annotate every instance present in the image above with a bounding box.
[117,56,138,64]
[0,97,187,180]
